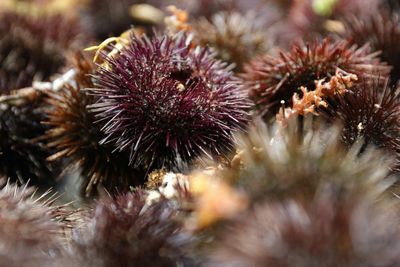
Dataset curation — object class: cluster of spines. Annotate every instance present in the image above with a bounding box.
[43,53,143,196]
[0,90,59,185]
[192,10,274,71]
[89,33,250,169]
[0,9,84,93]
[241,38,390,118]
[62,190,192,267]
[190,118,400,266]
[0,181,72,266]
[322,79,400,173]
[341,11,400,83]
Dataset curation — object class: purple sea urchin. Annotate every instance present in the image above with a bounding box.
[89,33,250,169]
[0,182,67,266]
[341,12,400,83]
[44,54,143,196]
[0,10,84,93]
[241,38,390,118]
[323,79,400,173]
[67,190,192,267]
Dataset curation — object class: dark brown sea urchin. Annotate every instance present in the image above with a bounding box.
[44,54,143,196]
[0,90,58,185]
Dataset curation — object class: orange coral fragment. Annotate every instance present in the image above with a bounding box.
[315,68,358,97]
[277,68,358,125]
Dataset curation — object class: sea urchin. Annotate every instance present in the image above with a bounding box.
[323,79,400,173]
[67,190,192,267]
[241,38,390,118]
[44,54,142,196]
[89,33,250,169]
[0,10,84,93]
